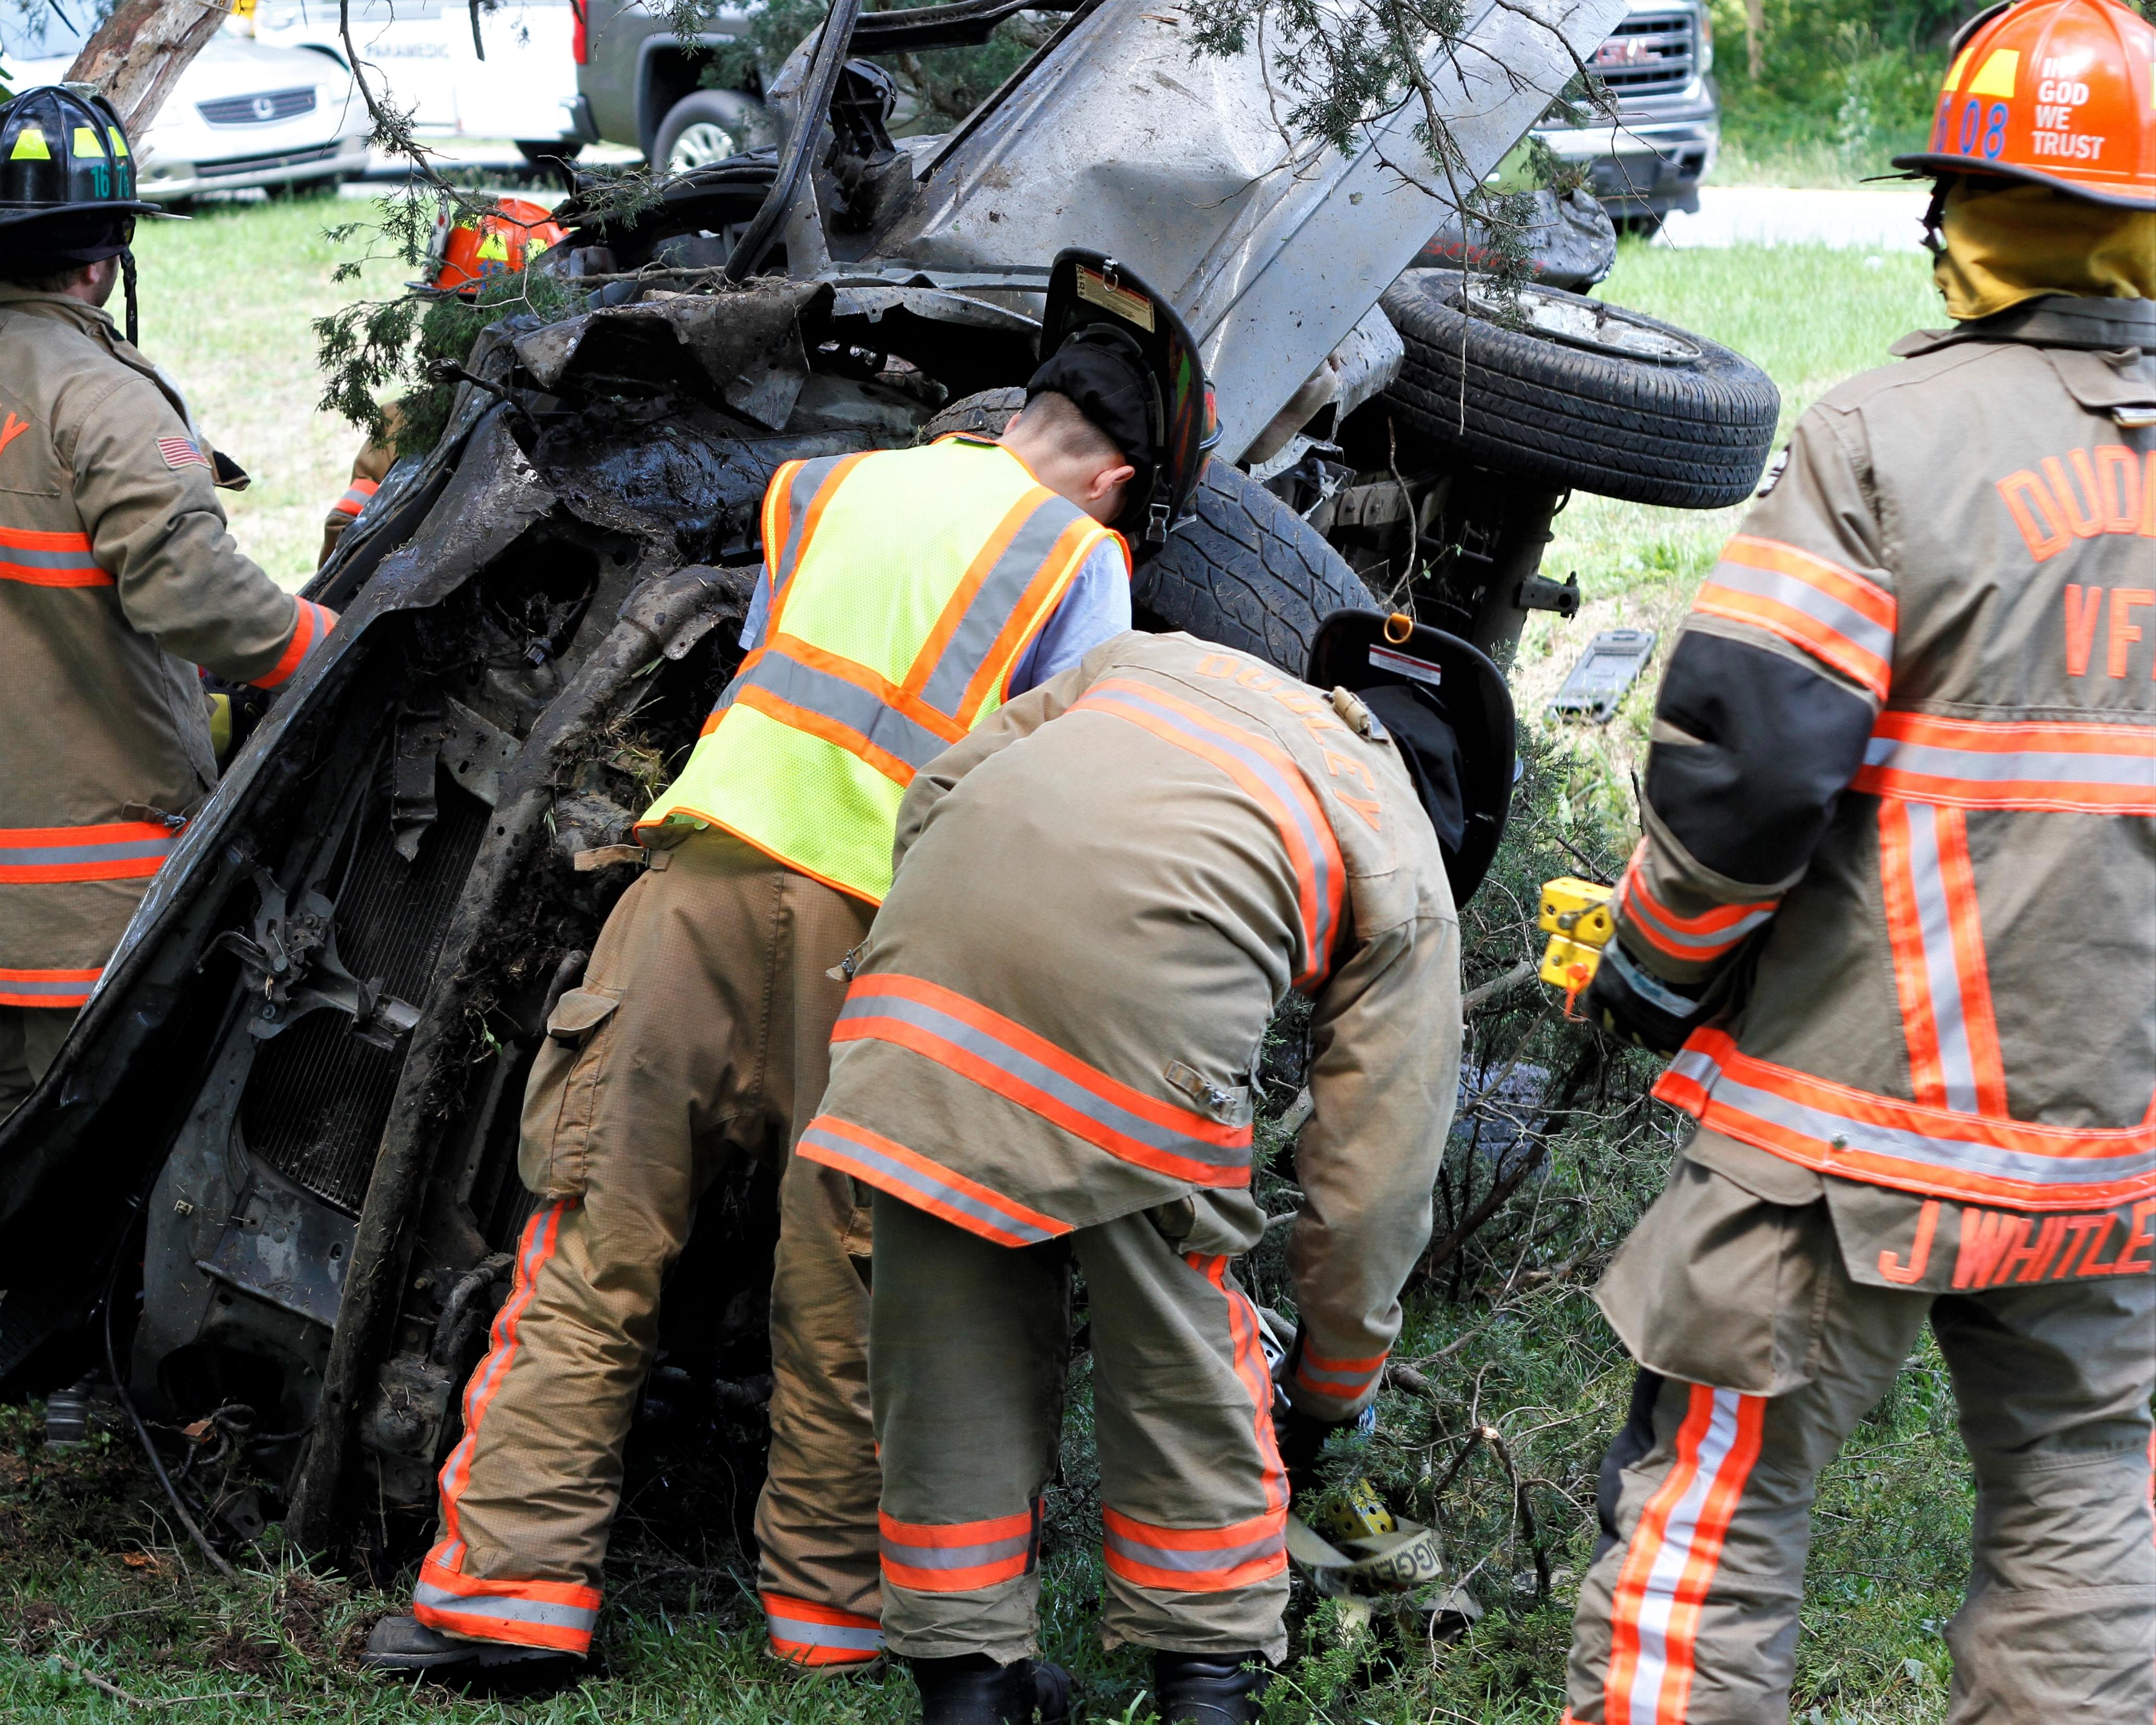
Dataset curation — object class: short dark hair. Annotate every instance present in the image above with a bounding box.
[0,257,94,293]
[1010,387,1126,468]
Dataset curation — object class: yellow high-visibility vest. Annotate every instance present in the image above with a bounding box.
[638,438,1120,902]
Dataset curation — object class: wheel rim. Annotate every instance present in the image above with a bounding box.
[1461,281,1702,365]
[667,121,740,174]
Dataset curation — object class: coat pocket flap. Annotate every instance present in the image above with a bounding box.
[544,986,622,1043]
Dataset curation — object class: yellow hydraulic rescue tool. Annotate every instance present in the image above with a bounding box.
[1537,878,1615,1019]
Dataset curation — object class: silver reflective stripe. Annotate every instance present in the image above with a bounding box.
[1080,686,1340,970]
[0,835,172,869]
[771,457,842,599]
[0,543,100,570]
[799,1122,1058,1244]
[1,973,95,998]
[734,652,955,774]
[1295,1360,1378,1392]
[1709,561,1893,665]
[1863,735,2155,789]
[1104,1527,1284,1574]
[1708,1070,2156,1191]
[916,495,1087,713]
[1899,803,1985,1113]
[1619,886,1773,956]
[834,993,1247,1170]
[765,1611,883,1653]
[878,1530,1031,1571]
[412,1581,598,1633]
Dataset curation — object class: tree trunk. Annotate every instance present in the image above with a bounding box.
[1744,0,1765,81]
[64,0,227,137]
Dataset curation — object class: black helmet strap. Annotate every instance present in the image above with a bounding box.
[120,246,138,348]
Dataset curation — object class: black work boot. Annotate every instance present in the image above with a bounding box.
[1152,1649,1271,1725]
[360,1613,588,1695]
[910,1651,1073,1725]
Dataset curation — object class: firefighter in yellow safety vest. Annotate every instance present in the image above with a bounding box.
[362,249,1220,1689]
[1562,4,2156,1719]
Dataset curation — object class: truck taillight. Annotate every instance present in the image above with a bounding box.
[571,0,589,64]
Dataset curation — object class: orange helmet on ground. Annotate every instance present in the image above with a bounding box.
[1893,0,2156,208]
[425,196,569,293]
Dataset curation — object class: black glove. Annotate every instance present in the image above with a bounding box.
[1275,1403,1339,1503]
[1583,941,1709,1057]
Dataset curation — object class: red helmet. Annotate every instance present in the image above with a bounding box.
[424,197,569,294]
[1893,0,2156,208]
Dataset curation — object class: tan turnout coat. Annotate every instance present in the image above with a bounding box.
[0,285,335,1006]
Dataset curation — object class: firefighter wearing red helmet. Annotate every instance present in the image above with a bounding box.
[0,86,336,1112]
[1560,2,2156,1719]
[316,198,567,567]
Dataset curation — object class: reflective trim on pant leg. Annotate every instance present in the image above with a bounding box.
[878,1504,1037,1592]
[412,1558,600,1654]
[761,1592,884,1666]
[1101,1505,1287,1592]
[415,1200,596,1651]
[1603,1382,1767,1725]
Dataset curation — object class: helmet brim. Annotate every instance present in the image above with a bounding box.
[0,200,173,228]
[1891,153,2156,210]
[1307,608,1516,906]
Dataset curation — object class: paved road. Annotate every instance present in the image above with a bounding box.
[1656,185,1934,252]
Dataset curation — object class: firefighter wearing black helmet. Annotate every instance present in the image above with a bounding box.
[0,86,336,1111]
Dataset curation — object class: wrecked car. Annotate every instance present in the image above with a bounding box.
[0,0,1777,1563]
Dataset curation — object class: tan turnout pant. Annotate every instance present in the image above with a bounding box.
[1566,1157,2156,1724]
[409,828,884,1664]
[0,1003,74,1115]
[870,1187,1292,1666]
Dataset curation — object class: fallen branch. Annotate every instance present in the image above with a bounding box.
[1461,958,1537,1014]
[49,1654,152,1709]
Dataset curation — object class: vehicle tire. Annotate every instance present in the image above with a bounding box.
[1380,269,1779,510]
[1136,460,1377,674]
[918,386,1025,443]
[517,139,585,166]
[653,91,772,177]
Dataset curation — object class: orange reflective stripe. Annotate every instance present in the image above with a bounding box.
[1603,1383,1765,1725]
[422,1201,584,1648]
[1191,1250,1289,1520]
[254,598,335,691]
[947,512,1100,725]
[1071,679,1344,988]
[1101,1504,1287,1593]
[1658,1030,2156,1210]
[1853,711,2156,814]
[1692,535,1896,701]
[1877,801,2008,1116]
[0,821,176,883]
[760,1593,883,1666]
[1291,1342,1388,1402]
[832,973,1253,1186]
[719,634,966,785]
[905,487,1054,696]
[1616,842,1776,964]
[879,1506,1035,1592]
[798,1114,1069,1247]
[0,525,106,587]
[332,477,379,518]
[0,965,100,1007]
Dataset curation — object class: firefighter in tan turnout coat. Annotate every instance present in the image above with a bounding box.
[1563,3,2156,1719]
[0,86,335,1113]
[806,611,1516,1725]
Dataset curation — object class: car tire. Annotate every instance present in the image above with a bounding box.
[653,91,772,177]
[1137,460,1377,674]
[918,386,1026,443]
[517,139,585,166]
[1380,269,1779,510]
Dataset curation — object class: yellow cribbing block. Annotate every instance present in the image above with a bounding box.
[1314,1476,1397,1545]
[1537,877,1615,1011]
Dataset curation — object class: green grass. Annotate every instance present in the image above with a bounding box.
[1,212,1973,1723]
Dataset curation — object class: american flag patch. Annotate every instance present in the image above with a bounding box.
[157,436,209,470]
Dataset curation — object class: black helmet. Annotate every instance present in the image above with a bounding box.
[1,84,162,242]
[1032,248,1220,547]
[1308,609,1517,906]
